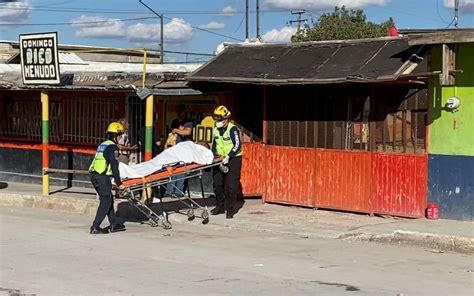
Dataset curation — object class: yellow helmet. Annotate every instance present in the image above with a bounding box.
[213,105,231,121]
[106,122,124,134]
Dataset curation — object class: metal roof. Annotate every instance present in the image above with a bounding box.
[58,52,87,65]
[187,37,430,85]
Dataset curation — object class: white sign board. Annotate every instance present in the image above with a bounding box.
[20,32,60,85]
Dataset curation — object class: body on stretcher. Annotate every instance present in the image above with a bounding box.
[113,158,222,229]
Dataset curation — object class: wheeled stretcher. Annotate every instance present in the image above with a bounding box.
[117,158,222,230]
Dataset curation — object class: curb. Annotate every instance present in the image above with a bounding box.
[1,192,473,255]
[339,230,474,255]
[0,192,98,215]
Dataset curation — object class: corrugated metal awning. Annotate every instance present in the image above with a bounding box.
[151,88,202,95]
[187,37,430,85]
[58,52,87,65]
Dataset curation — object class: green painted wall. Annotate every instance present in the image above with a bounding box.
[428,43,474,156]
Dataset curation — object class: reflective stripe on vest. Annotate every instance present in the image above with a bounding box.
[214,122,242,157]
[89,140,115,175]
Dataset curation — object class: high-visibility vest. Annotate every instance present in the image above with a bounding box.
[213,122,242,157]
[89,140,115,175]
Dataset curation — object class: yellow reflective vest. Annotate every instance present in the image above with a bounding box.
[213,122,242,157]
[89,140,115,175]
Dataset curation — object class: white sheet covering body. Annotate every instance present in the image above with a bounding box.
[119,141,214,179]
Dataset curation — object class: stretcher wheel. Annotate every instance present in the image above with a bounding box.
[150,217,160,227]
[162,221,172,230]
[187,209,195,220]
[201,211,209,220]
[202,217,209,225]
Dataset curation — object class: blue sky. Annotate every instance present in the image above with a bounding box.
[1,0,473,62]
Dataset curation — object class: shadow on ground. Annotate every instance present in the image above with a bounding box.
[116,195,245,224]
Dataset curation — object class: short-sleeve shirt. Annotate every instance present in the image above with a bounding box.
[171,118,193,143]
[118,131,130,155]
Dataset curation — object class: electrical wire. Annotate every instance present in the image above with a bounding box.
[445,17,455,28]
[233,14,245,33]
[0,4,291,15]
[160,15,243,42]
[370,5,447,24]
[1,8,243,41]
[0,16,157,26]
[436,0,451,24]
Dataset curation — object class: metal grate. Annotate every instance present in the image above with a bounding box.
[1,99,42,141]
[1,93,120,146]
[61,95,119,145]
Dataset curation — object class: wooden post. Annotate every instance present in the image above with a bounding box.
[142,48,153,161]
[144,94,154,161]
[41,90,50,196]
[262,86,268,144]
[442,44,456,86]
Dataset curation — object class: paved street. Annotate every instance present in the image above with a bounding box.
[0,206,473,296]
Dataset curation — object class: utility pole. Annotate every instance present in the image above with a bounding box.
[245,0,249,40]
[160,13,164,60]
[139,0,164,64]
[454,0,460,28]
[289,10,307,35]
[256,0,260,39]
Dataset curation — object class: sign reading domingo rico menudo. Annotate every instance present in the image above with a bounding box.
[20,32,60,85]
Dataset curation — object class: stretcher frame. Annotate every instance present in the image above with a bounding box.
[118,159,222,230]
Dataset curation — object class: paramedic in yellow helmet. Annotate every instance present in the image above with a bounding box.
[88,122,127,234]
[211,105,242,219]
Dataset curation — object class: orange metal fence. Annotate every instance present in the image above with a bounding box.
[240,143,428,218]
[372,153,427,218]
[315,149,372,213]
[240,143,265,197]
[264,146,315,207]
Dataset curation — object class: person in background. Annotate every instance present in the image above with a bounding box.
[164,104,193,197]
[117,118,138,164]
[88,122,127,234]
[210,105,242,219]
[170,104,193,143]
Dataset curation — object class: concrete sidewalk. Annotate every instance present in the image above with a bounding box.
[0,181,473,254]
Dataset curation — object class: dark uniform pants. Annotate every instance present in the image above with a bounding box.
[91,173,122,228]
[213,156,242,212]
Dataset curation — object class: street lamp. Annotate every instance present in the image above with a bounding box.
[138,0,164,64]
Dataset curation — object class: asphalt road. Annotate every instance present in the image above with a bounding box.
[0,206,472,296]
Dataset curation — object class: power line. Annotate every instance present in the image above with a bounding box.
[0,16,156,26]
[0,4,292,15]
[163,49,214,57]
[370,5,449,24]
[233,14,245,33]
[161,14,243,42]
[445,0,460,28]
[436,0,450,24]
[0,13,243,42]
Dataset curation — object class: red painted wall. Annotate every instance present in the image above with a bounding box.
[315,150,372,213]
[372,153,427,217]
[264,146,315,207]
[240,143,265,197]
[240,143,428,218]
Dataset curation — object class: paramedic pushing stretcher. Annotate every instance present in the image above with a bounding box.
[88,122,126,234]
[211,105,242,219]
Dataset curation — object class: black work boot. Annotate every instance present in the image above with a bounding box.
[90,226,109,234]
[226,210,234,219]
[211,206,225,215]
[110,224,126,233]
